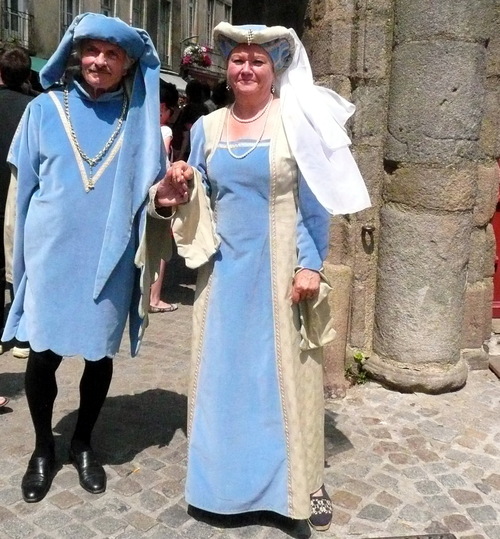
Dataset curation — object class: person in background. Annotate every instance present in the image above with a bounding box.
[0,46,33,360]
[157,22,371,532]
[201,80,216,113]
[171,79,209,162]
[211,78,232,109]
[149,80,179,313]
[3,13,166,503]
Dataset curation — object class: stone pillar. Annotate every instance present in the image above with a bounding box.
[367,0,493,393]
[302,0,393,389]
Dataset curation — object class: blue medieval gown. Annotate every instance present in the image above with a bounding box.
[182,108,331,519]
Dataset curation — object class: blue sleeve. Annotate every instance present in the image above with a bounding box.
[187,118,211,196]
[9,101,41,292]
[296,172,330,271]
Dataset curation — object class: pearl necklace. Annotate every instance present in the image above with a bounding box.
[229,95,273,123]
[63,87,128,190]
[226,99,273,159]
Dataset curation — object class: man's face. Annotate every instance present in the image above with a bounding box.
[80,39,128,97]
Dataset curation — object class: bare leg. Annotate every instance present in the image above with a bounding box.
[149,259,177,312]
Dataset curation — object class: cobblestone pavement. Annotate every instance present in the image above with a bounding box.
[1,268,500,539]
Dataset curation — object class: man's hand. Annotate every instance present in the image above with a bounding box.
[291,269,321,303]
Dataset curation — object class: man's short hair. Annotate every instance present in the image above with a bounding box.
[0,47,31,90]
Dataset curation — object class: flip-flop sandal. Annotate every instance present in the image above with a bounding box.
[0,397,10,408]
[149,304,178,313]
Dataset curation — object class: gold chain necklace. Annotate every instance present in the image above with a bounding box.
[63,87,128,188]
[226,99,273,159]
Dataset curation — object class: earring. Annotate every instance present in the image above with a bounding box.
[226,84,230,91]
[271,84,275,94]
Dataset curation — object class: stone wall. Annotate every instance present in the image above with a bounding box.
[233,0,499,393]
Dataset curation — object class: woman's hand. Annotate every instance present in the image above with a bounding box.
[291,269,321,304]
[155,161,193,207]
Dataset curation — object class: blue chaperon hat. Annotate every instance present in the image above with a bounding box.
[40,13,166,317]
[213,22,295,72]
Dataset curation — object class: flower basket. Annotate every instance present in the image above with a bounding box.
[181,44,213,68]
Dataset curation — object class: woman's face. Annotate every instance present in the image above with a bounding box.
[227,44,274,98]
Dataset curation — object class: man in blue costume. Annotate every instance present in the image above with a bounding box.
[3,13,166,502]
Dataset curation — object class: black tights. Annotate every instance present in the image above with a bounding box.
[25,350,113,457]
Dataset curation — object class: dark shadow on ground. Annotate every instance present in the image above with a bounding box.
[0,371,25,401]
[53,388,187,464]
[324,409,353,465]
[161,249,197,306]
[188,506,312,539]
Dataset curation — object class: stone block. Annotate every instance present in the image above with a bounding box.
[461,348,490,370]
[486,31,500,77]
[350,282,371,349]
[352,84,389,141]
[484,224,496,278]
[479,82,500,158]
[354,21,392,79]
[386,42,485,165]
[373,204,472,364]
[313,75,352,98]
[310,21,354,75]
[304,0,355,28]
[474,164,498,226]
[323,263,353,394]
[383,165,476,211]
[394,0,492,44]
[467,227,488,284]
[461,281,489,349]
[483,277,494,341]
[353,145,385,200]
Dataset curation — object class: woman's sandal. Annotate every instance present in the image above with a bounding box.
[0,396,10,408]
[308,484,333,531]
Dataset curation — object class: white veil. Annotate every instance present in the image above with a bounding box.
[279,29,371,215]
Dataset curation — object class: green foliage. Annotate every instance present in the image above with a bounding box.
[345,350,369,385]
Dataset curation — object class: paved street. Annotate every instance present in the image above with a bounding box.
[1,264,500,539]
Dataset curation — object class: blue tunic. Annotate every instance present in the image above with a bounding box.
[185,116,331,517]
[3,81,147,360]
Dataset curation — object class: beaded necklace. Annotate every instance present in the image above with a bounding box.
[63,87,128,190]
[229,95,273,123]
[225,97,273,159]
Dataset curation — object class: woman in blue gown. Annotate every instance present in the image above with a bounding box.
[157,22,371,532]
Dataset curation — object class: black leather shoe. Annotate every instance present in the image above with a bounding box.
[69,448,106,494]
[21,455,55,503]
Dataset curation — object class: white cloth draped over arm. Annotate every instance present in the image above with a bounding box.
[171,168,220,269]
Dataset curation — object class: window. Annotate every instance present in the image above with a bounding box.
[224,3,231,22]
[157,0,172,66]
[100,0,114,17]
[206,0,214,46]
[4,0,20,33]
[132,0,144,28]
[187,0,197,38]
[60,0,80,37]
